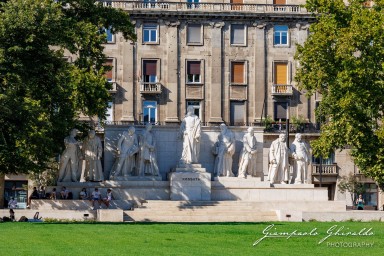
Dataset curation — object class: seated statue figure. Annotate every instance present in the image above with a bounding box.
[81,130,104,182]
[58,129,82,182]
[110,126,139,179]
[138,123,160,177]
[238,127,258,178]
[213,124,235,177]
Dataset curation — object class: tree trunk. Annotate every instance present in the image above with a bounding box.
[0,174,5,208]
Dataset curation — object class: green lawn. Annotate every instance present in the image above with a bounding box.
[1,222,383,256]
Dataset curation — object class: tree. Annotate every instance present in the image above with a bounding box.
[0,0,136,174]
[295,0,384,185]
[337,174,366,205]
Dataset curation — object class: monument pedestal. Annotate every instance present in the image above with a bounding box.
[170,165,211,201]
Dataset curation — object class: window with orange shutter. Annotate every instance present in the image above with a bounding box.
[274,62,288,85]
[231,62,245,84]
[104,59,114,82]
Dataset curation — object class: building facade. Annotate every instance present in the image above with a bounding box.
[1,0,382,210]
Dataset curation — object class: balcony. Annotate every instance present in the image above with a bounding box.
[311,164,338,175]
[140,82,162,94]
[271,84,293,96]
[99,1,308,14]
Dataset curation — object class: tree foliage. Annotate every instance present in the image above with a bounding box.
[0,0,136,174]
[295,0,384,184]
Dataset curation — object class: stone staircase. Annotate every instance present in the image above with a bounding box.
[124,200,279,222]
[124,200,348,222]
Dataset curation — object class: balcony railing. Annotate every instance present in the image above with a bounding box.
[140,82,162,94]
[271,84,293,96]
[311,164,338,175]
[99,1,308,14]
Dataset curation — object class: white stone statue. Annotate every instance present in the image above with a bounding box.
[138,123,160,177]
[290,133,311,184]
[110,126,139,179]
[238,127,257,178]
[58,129,82,182]
[213,124,235,177]
[179,106,201,165]
[268,133,289,184]
[81,130,104,182]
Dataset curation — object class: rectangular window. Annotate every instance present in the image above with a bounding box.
[104,59,114,82]
[143,101,157,124]
[274,62,288,85]
[274,25,288,46]
[187,0,199,9]
[106,101,114,122]
[101,27,114,43]
[187,101,201,119]
[143,24,158,43]
[231,62,245,84]
[230,101,245,126]
[274,101,288,121]
[273,0,286,4]
[187,61,201,84]
[231,24,246,45]
[187,24,202,45]
[143,60,157,83]
[144,0,157,8]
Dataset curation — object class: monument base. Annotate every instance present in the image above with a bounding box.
[170,170,211,201]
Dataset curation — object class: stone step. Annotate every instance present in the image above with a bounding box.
[123,214,278,222]
[30,199,133,210]
[138,200,346,212]
[128,209,276,216]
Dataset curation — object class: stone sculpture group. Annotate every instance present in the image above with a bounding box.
[58,108,310,184]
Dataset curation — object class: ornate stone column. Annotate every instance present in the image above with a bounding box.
[121,20,137,122]
[165,21,181,124]
[253,22,266,123]
[208,21,225,124]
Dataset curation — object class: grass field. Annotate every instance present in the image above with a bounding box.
[1,221,383,256]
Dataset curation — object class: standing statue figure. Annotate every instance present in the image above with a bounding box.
[238,127,258,179]
[110,126,139,179]
[58,129,82,182]
[179,106,201,165]
[138,123,160,177]
[268,133,289,184]
[81,130,104,182]
[213,124,235,177]
[290,133,311,184]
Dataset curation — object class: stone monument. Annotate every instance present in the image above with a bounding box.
[81,130,104,182]
[212,124,235,177]
[58,129,81,182]
[267,133,289,184]
[238,127,258,179]
[290,133,311,184]
[170,106,211,200]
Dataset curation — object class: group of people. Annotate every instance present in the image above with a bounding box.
[268,133,311,185]
[79,187,113,209]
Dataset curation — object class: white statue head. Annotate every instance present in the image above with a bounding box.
[88,130,96,139]
[128,126,135,135]
[247,127,255,136]
[219,123,227,133]
[278,133,286,143]
[187,106,194,116]
[295,133,302,142]
[70,129,79,137]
